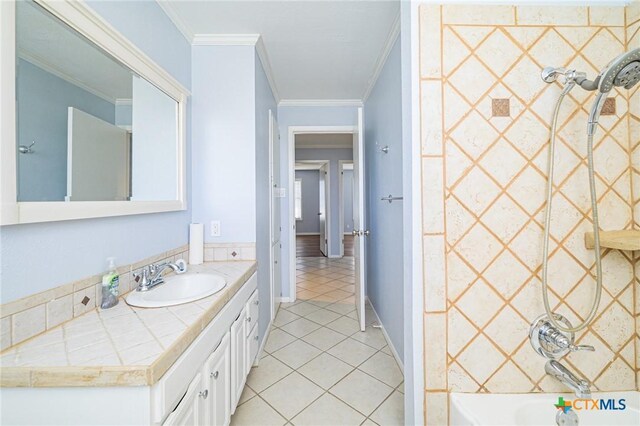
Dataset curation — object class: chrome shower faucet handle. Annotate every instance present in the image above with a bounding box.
[529,314,595,360]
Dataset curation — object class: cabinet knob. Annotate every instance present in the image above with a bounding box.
[246,316,252,323]
[255,335,259,341]
[211,371,219,379]
[199,389,208,399]
[255,300,259,305]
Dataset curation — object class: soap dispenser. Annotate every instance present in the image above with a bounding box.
[100,257,120,309]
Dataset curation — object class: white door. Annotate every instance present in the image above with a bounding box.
[67,107,129,201]
[269,110,281,319]
[319,164,328,256]
[353,108,366,331]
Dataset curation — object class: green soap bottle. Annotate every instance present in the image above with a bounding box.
[100,257,119,309]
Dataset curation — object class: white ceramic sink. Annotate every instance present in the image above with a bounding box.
[125,273,227,308]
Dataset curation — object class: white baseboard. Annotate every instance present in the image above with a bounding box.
[253,318,273,367]
[275,297,293,303]
[328,254,343,259]
[366,297,404,373]
[296,232,320,236]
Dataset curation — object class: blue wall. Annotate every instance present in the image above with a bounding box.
[17,59,116,202]
[364,37,403,358]
[1,1,192,303]
[343,169,354,233]
[295,170,320,234]
[295,148,353,255]
[277,106,357,299]
[254,53,277,340]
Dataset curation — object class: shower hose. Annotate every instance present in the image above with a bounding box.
[541,82,603,333]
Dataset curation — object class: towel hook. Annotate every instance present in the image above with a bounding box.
[19,140,36,154]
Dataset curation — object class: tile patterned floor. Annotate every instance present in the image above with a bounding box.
[230,257,404,426]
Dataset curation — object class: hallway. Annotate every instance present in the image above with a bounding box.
[230,257,404,425]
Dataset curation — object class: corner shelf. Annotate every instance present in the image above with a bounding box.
[584,230,640,251]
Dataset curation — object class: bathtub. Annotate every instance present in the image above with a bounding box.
[450,391,640,425]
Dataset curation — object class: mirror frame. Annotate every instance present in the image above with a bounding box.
[0,0,189,225]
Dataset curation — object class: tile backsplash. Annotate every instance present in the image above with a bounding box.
[0,242,256,352]
[420,3,638,423]
[0,245,187,351]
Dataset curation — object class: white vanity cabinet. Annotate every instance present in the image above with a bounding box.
[162,280,259,426]
[163,373,206,426]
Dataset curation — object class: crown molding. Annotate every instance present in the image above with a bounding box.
[18,50,116,104]
[115,98,132,106]
[192,34,260,46]
[362,12,400,103]
[157,0,194,43]
[255,36,280,103]
[191,33,280,103]
[278,99,363,107]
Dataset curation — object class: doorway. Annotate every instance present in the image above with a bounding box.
[287,109,366,330]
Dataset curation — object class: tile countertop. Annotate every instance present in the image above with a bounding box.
[0,261,257,388]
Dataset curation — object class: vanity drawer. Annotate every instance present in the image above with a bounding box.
[245,290,259,336]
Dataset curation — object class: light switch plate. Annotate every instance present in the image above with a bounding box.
[210,221,221,237]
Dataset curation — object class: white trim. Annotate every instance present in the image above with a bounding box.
[115,98,132,106]
[294,177,303,221]
[278,99,363,108]
[253,318,273,367]
[255,37,280,104]
[18,50,116,103]
[327,255,342,259]
[156,0,194,43]
[338,160,353,258]
[0,0,18,225]
[287,125,358,302]
[192,33,260,46]
[362,12,401,103]
[367,297,404,373]
[1,0,189,225]
[295,232,320,236]
[403,2,423,424]
[275,297,292,304]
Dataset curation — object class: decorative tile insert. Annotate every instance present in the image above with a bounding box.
[601,98,616,116]
[419,4,637,406]
[491,98,510,117]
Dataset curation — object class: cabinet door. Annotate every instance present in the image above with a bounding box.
[204,332,231,426]
[247,323,259,371]
[230,307,247,412]
[164,373,205,426]
[245,290,259,337]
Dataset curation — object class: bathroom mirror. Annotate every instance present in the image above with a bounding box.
[0,0,188,224]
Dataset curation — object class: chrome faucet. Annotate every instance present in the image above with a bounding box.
[545,360,592,399]
[133,260,186,292]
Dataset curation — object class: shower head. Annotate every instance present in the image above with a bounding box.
[574,48,640,93]
[597,48,640,92]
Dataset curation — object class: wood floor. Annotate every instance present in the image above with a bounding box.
[296,235,354,257]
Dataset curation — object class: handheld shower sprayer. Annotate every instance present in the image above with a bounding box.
[540,48,640,334]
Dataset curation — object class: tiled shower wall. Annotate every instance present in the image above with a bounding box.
[420,4,639,424]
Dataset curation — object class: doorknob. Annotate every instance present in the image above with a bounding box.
[363,230,370,236]
[352,230,359,236]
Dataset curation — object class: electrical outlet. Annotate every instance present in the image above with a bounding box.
[210,221,221,237]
